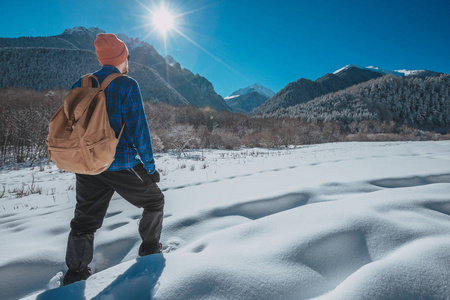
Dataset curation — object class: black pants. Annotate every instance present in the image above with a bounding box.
[66,164,165,272]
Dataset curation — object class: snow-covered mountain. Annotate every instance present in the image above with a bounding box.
[225,84,276,113]
[334,64,442,78]
[227,84,276,100]
[254,64,446,115]
[253,67,383,115]
[263,73,450,131]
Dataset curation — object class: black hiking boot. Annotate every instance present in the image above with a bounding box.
[139,242,162,257]
[62,267,92,286]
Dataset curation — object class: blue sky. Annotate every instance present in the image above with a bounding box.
[1,0,449,97]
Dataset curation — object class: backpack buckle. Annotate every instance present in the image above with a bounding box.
[66,119,76,132]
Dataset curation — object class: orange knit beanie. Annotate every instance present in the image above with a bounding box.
[94,33,129,66]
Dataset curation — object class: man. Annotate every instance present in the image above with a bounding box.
[63,33,164,286]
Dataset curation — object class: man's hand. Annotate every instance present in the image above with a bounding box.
[149,170,160,183]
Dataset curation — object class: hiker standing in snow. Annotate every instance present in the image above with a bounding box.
[63,33,164,285]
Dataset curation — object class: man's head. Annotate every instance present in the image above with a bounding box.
[94,33,129,74]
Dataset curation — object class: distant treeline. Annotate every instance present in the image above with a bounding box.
[0,88,448,166]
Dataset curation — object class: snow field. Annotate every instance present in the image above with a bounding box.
[0,141,449,299]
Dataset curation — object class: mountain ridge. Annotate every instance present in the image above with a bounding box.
[227,84,276,99]
[0,27,229,111]
[0,47,189,105]
[334,64,443,78]
[253,65,445,115]
[224,84,276,113]
[261,73,450,132]
[253,67,384,115]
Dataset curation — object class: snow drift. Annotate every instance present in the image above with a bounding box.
[0,141,449,299]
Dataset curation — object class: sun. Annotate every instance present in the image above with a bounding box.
[138,1,237,78]
[152,7,175,35]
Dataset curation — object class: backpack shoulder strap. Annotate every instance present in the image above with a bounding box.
[81,74,97,87]
[100,73,125,90]
[71,73,125,122]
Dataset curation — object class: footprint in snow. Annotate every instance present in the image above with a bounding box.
[162,238,185,253]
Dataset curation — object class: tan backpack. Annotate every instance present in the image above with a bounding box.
[46,73,125,175]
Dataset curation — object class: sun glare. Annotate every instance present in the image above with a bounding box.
[137,0,240,80]
[152,8,175,34]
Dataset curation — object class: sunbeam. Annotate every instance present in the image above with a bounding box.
[172,27,240,75]
[135,0,248,83]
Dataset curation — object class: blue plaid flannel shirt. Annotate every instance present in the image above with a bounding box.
[72,65,156,174]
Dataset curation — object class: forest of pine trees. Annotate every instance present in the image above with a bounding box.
[263,74,450,132]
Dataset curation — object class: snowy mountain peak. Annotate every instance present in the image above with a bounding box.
[225,84,276,113]
[332,64,364,74]
[333,64,440,78]
[393,69,428,76]
[365,66,407,76]
[228,84,275,99]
